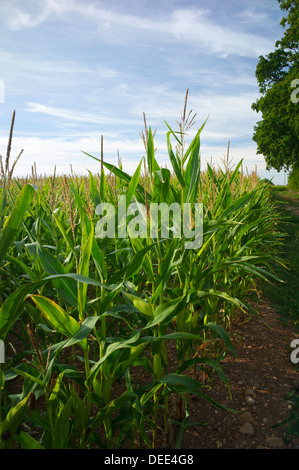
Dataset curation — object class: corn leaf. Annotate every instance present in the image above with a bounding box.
[31,295,88,351]
[0,280,44,341]
[166,131,185,189]
[0,393,32,449]
[0,184,36,263]
[126,159,143,209]
[36,242,78,307]
[88,170,101,207]
[78,221,94,319]
[147,127,160,177]
[15,430,45,449]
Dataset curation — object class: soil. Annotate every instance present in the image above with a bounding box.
[178,300,299,449]
[276,192,299,217]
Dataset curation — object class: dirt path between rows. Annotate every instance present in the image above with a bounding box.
[179,301,298,449]
[275,192,299,217]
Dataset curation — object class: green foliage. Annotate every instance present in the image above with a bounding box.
[251,0,299,171]
[272,185,288,191]
[263,191,299,328]
[288,167,299,191]
[0,100,288,449]
[283,390,299,438]
[260,178,274,185]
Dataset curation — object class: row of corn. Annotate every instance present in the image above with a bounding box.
[0,109,284,449]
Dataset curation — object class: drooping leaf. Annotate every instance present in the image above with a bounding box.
[30,295,88,351]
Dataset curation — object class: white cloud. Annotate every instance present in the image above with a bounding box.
[0,132,284,185]
[26,102,108,124]
[236,7,269,24]
[6,6,51,30]
[3,0,275,58]
[0,48,117,91]
[0,132,146,177]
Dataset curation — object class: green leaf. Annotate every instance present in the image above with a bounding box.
[88,170,101,207]
[229,159,243,185]
[15,430,45,449]
[194,288,246,320]
[146,297,185,328]
[182,115,209,165]
[126,159,143,209]
[0,280,43,341]
[193,357,231,396]
[44,273,111,289]
[129,237,154,282]
[69,385,89,435]
[206,322,237,358]
[78,221,94,319]
[0,393,32,449]
[151,242,182,304]
[0,184,36,263]
[86,331,141,386]
[166,131,185,189]
[184,131,201,204]
[53,397,72,449]
[124,242,156,280]
[82,151,151,204]
[31,295,88,352]
[51,210,77,260]
[220,190,256,219]
[63,315,100,348]
[91,391,136,431]
[147,127,160,177]
[35,242,78,307]
[48,372,65,406]
[152,168,171,204]
[123,293,153,318]
[158,374,236,413]
[0,273,112,342]
[164,120,183,147]
[11,366,44,387]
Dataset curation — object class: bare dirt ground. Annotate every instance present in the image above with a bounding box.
[179,299,299,450]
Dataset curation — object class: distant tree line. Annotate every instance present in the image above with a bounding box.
[252,0,299,188]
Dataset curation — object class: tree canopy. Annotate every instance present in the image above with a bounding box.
[252,0,299,172]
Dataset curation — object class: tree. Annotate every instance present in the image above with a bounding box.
[288,166,299,190]
[251,0,299,172]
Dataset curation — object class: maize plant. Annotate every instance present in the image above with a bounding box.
[0,101,285,449]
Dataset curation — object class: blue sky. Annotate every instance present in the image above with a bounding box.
[0,0,289,183]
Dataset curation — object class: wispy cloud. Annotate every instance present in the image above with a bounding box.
[25,102,138,126]
[3,0,275,58]
[236,7,270,24]
[0,133,146,177]
[4,2,53,30]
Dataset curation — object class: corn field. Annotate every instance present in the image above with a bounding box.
[0,104,285,449]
